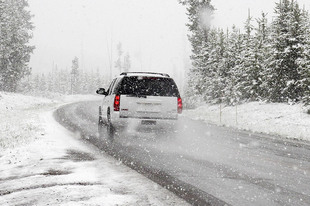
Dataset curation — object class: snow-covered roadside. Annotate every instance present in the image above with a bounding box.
[0,92,100,150]
[0,92,54,149]
[0,92,188,205]
[183,102,310,141]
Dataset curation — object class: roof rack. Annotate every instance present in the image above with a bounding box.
[120,72,170,77]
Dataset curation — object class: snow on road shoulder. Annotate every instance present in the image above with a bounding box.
[183,102,310,141]
[0,92,188,205]
[0,92,55,149]
[0,92,100,150]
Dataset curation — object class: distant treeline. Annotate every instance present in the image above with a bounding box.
[180,0,310,107]
[17,68,107,96]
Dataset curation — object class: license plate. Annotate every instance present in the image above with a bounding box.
[141,120,156,125]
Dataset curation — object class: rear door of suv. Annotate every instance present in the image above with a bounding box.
[116,76,180,120]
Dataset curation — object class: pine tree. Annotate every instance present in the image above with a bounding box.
[254,12,271,100]
[215,29,228,103]
[59,69,69,94]
[237,11,268,101]
[0,0,34,92]
[70,57,79,94]
[268,0,307,102]
[237,12,256,101]
[224,26,243,104]
[286,1,305,101]
[33,74,40,92]
[202,28,219,102]
[179,0,214,105]
[39,74,47,92]
[202,28,227,103]
[297,8,310,104]
[46,72,55,93]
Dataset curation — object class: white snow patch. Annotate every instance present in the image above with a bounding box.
[183,102,310,141]
[0,92,100,150]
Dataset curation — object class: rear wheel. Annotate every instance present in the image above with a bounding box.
[98,116,104,138]
[107,108,115,140]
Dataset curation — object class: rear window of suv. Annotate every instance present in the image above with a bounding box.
[116,76,179,97]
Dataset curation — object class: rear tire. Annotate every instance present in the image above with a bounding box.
[98,106,104,138]
[98,116,104,138]
[107,108,115,140]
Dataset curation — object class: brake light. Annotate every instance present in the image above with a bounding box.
[114,95,120,111]
[177,97,182,114]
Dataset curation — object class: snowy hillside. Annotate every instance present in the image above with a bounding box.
[183,102,310,141]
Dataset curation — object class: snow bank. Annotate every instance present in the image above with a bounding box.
[0,92,100,150]
[183,102,310,141]
[0,92,52,149]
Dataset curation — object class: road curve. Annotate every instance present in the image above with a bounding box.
[54,101,310,206]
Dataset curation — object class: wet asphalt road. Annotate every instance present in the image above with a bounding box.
[54,101,310,206]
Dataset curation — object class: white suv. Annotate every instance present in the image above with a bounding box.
[96,72,182,139]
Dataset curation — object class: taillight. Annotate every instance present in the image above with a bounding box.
[177,97,182,114]
[114,95,120,111]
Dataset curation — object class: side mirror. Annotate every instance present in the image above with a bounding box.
[96,88,107,95]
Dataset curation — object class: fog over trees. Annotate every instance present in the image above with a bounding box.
[180,0,310,107]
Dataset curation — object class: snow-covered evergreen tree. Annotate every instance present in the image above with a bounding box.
[39,74,47,92]
[0,0,34,92]
[202,28,227,104]
[237,11,269,102]
[268,0,307,102]
[297,8,310,104]
[237,13,257,101]
[59,69,70,94]
[70,57,79,94]
[179,0,214,106]
[224,26,243,105]
[254,12,271,100]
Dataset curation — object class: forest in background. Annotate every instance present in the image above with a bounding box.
[180,0,310,108]
[1,0,310,104]
[16,64,106,97]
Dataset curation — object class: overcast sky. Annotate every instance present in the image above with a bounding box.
[28,0,188,80]
[28,0,310,81]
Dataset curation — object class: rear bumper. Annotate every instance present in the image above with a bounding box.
[119,115,177,120]
[111,112,178,130]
